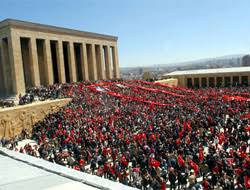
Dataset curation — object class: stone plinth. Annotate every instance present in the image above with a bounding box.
[0,98,71,139]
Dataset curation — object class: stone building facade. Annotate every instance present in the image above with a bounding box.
[163,67,250,88]
[0,19,120,96]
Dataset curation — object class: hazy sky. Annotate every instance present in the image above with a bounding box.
[1,0,250,67]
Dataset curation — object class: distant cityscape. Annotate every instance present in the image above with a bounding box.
[121,54,250,80]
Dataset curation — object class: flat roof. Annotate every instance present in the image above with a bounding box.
[164,66,250,76]
[0,19,117,41]
[0,154,99,190]
[0,147,137,190]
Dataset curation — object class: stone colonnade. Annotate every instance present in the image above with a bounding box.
[184,74,250,88]
[0,31,119,96]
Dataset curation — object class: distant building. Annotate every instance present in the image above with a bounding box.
[162,67,250,88]
[242,55,250,66]
[142,71,153,81]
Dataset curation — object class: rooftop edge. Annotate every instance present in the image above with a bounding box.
[0,18,118,41]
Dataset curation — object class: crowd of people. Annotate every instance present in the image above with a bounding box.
[0,99,15,108]
[0,84,67,108]
[2,80,250,189]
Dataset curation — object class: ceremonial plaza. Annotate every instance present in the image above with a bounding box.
[0,19,249,190]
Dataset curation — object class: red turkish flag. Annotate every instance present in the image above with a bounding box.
[218,132,225,145]
[226,158,234,166]
[79,159,85,166]
[234,167,243,175]
[150,134,157,141]
[176,138,181,145]
[244,175,250,189]
[241,113,250,119]
[245,126,250,131]
[199,148,204,162]
[141,133,147,140]
[185,136,190,145]
[121,155,128,166]
[189,160,199,176]
[149,158,161,168]
[187,121,192,132]
[177,155,185,167]
[149,103,155,111]
[178,129,184,138]
[74,165,80,171]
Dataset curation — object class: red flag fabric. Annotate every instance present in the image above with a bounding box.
[244,175,250,189]
[199,148,204,162]
[149,124,154,131]
[74,165,80,171]
[177,155,185,167]
[184,121,192,132]
[245,126,250,131]
[150,134,157,141]
[121,155,128,166]
[241,113,250,119]
[141,133,147,140]
[178,129,184,138]
[218,132,225,145]
[132,168,140,173]
[212,166,220,173]
[226,158,234,166]
[234,168,243,175]
[97,167,103,175]
[65,108,73,114]
[185,136,190,145]
[149,158,161,168]
[79,159,85,166]
[189,160,199,176]
[149,103,155,111]
[186,121,192,132]
[223,95,250,102]
[176,138,181,145]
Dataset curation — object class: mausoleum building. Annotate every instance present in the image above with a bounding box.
[0,19,120,96]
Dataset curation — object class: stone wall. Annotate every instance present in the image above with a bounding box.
[155,78,178,87]
[0,98,71,139]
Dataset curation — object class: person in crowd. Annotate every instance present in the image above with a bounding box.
[3,80,250,189]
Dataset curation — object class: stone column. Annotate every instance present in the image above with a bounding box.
[191,77,194,88]
[230,76,232,87]
[222,76,225,87]
[8,31,26,95]
[0,38,8,95]
[239,75,242,86]
[88,44,97,81]
[80,43,89,81]
[29,37,40,87]
[206,77,209,87]
[44,39,54,85]
[198,77,201,88]
[56,40,66,83]
[96,44,105,80]
[112,46,120,79]
[104,45,112,79]
[0,39,3,93]
[214,76,217,87]
[239,75,242,85]
[67,41,77,82]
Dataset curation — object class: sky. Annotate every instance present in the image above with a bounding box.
[1,0,250,67]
